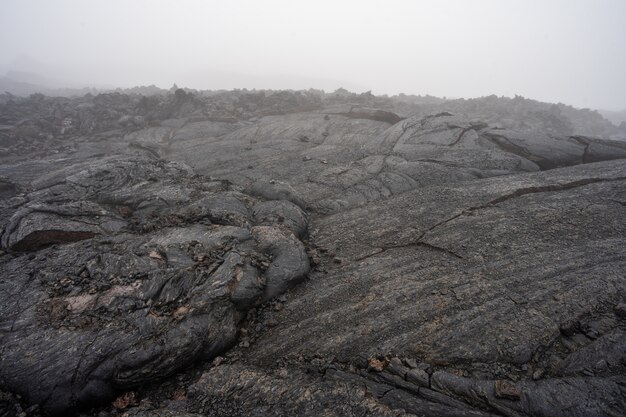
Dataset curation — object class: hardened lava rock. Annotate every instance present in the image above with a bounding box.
[0,156,309,415]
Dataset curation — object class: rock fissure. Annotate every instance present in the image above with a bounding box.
[448,126,473,147]
[570,136,591,164]
[413,176,626,242]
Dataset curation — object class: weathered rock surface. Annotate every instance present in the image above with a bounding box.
[142,158,625,417]
[119,109,626,216]
[1,89,625,417]
[0,156,309,415]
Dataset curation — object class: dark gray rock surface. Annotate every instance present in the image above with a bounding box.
[0,89,625,417]
[0,155,309,415]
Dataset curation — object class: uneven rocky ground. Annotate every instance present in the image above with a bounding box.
[1,89,625,417]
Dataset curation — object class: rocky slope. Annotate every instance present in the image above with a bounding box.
[0,89,625,417]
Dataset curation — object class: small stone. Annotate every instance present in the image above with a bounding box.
[368,358,386,372]
[274,302,283,311]
[615,303,626,318]
[416,362,431,372]
[320,159,328,164]
[387,358,408,377]
[148,250,163,260]
[118,205,133,217]
[173,305,190,320]
[112,391,138,410]
[595,359,608,371]
[494,380,521,400]
[50,300,67,322]
[406,368,429,387]
[404,358,418,369]
[212,356,225,367]
[333,257,344,264]
[302,155,311,161]
[171,388,186,401]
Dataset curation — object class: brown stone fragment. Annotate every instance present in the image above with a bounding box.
[173,305,190,320]
[118,205,133,217]
[148,250,163,260]
[171,387,187,401]
[495,379,521,400]
[368,358,386,372]
[112,391,138,409]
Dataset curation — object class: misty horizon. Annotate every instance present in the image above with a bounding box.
[1,0,625,111]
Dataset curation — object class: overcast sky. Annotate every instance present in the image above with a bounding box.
[0,0,625,110]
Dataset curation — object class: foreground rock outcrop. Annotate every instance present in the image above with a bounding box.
[0,155,309,415]
[0,89,625,416]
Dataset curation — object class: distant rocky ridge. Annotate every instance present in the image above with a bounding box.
[1,88,625,416]
[0,91,623,164]
[599,108,626,128]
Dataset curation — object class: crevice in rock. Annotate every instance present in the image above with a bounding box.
[353,248,385,261]
[128,143,161,159]
[388,241,464,259]
[415,176,626,241]
[448,127,473,147]
[570,136,591,164]
[11,230,98,251]
[405,126,455,143]
[481,131,550,169]
[332,110,404,125]
[413,158,463,168]
[487,177,626,206]
[357,241,464,262]
[398,112,454,138]
[380,387,395,398]
[420,112,454,127]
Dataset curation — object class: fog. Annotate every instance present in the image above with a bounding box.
[0,0,625,110]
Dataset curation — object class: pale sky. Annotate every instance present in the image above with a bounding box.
[0,0,625,109]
